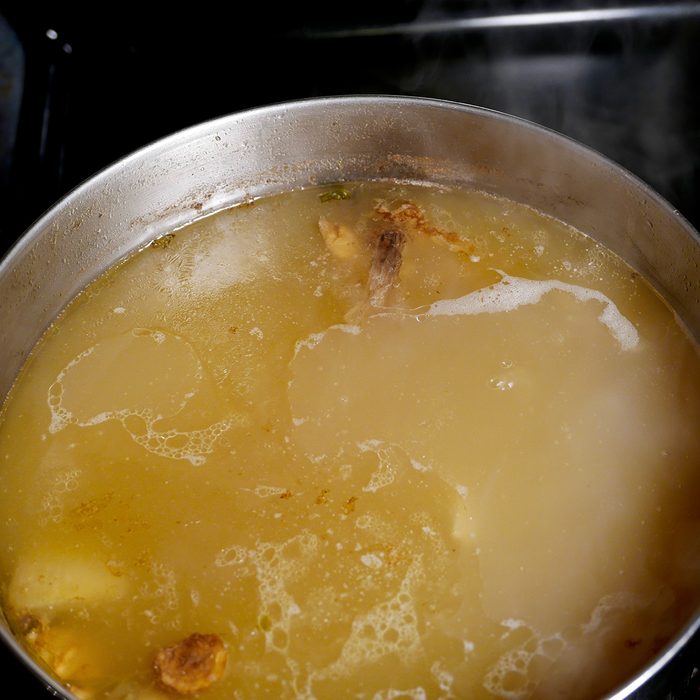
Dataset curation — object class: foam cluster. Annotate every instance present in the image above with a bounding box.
[216,533,318,654]
[482,622,565,699]
[316,560,423,681]
[422,271,639,351]
[46,328,241,465]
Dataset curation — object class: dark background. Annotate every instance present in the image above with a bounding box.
[0,1,699,697]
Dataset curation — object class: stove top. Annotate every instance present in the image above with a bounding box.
[0,2,699,698]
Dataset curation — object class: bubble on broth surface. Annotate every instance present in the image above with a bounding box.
[430,660,456,698]
[482,625,566,700]
[216,533,318,654]
[483,621,572,699]
[358,441,400,493]
[312,559,423,681]
[40,468,82,524]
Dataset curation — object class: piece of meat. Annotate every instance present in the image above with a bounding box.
[373,200,474,255]
[318,217,361,259]
[154,633,227,695]
[368,229,406,307]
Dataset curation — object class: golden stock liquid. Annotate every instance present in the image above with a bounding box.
[0,182,699,699]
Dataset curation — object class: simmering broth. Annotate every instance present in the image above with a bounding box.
[1,182,699,699]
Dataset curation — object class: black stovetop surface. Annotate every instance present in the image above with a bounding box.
[0,2,699,697]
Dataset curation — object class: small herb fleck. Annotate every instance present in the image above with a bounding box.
[150,233,175,249]
[320,187,351,203]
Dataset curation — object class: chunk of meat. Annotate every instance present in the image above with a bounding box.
[368,229,406,307]
[17,615,106,686]
[343,228,407,323]
[154,633,227,695]
[318,217,361,259]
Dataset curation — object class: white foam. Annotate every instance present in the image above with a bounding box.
[336,324,361,335]
[315,559,423,681]
[372,689,427,700]
[293,324,363,357]
[410,458,432,473]
[431,661,455,698]
[250,485,290,498]
[215,532,318,654]
[358,439,383,453]
[50,402,235,467]
[421,271,639,351]
[294,331,326,355]
[47,346,95,433]
[490,378,515,392]
[46,331,242,464]
[501,618,527,634]
[360,553,384,569]
[40,468,82,524]
[483,624,566,700]
[363,459,396,493]
[358,440,398,493]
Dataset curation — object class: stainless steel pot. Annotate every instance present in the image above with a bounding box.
[0,96,698,699]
